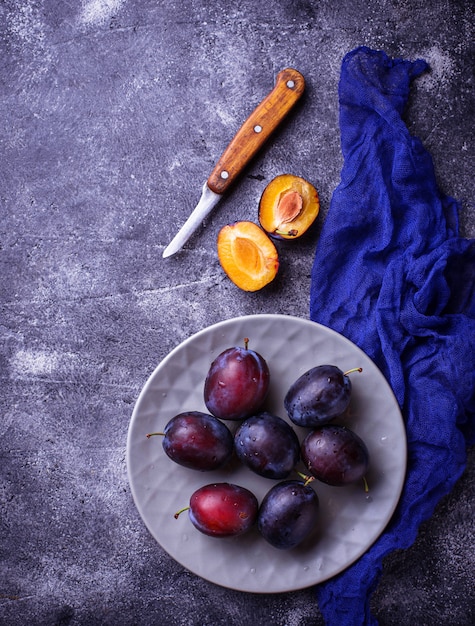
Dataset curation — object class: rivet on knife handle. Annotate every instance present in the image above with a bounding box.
[207,68,305,195]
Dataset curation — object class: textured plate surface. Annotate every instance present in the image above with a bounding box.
[127,314,406,593]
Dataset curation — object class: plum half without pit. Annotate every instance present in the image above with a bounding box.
[217,221,279,292]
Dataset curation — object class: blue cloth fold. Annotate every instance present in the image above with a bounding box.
[309,47,475,625]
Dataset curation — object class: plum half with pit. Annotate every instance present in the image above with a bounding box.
[204,339,270,421]
[258,174,320,240]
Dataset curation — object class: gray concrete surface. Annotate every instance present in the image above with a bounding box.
[1,1,474,625]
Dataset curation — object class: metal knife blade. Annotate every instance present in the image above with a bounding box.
[162,183,221,258]
[162,68,305,258]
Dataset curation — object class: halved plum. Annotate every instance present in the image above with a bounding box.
[217,221,279,292]
[259,174,320,239]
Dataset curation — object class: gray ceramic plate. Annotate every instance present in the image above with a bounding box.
[127,314,406,593]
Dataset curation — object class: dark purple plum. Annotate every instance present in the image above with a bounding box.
[204,339,270,421]
[284,365,362,427]
[147,411,234,471]
[301,424,369,486]
[234,412,300,479]
[175,482,258,537]
[258,480,320,549]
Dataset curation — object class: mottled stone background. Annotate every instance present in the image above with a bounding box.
[1,1,473,625]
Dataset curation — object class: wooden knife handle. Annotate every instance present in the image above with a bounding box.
[207,68,305,195]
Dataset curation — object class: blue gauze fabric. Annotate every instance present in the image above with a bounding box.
[309,46,475,625]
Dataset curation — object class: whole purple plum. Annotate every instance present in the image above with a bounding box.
[258,480,319,549]
[204,339,270,420]
[284,365,362,427]
[147,411,234,471]
[234,412,300,479]
[301,424,369,487]
[175,482,259,538]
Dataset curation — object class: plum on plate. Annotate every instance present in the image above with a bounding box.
[204,339,270,420]
[234,412,300,479]
[284,364,362,427]
[175,482,259,538]
[301,424,370,487]
[258,480,320,549]
[147,411,234,471]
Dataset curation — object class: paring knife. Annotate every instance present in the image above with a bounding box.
[162,68,305,258]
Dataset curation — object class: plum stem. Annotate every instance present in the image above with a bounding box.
[244,337,249,349]
[274,228,298,237]
[296,470,315,486]
[344,367,363,376]
[146,432,165,439]
[174,506,190,519]
[363,476,369,493]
